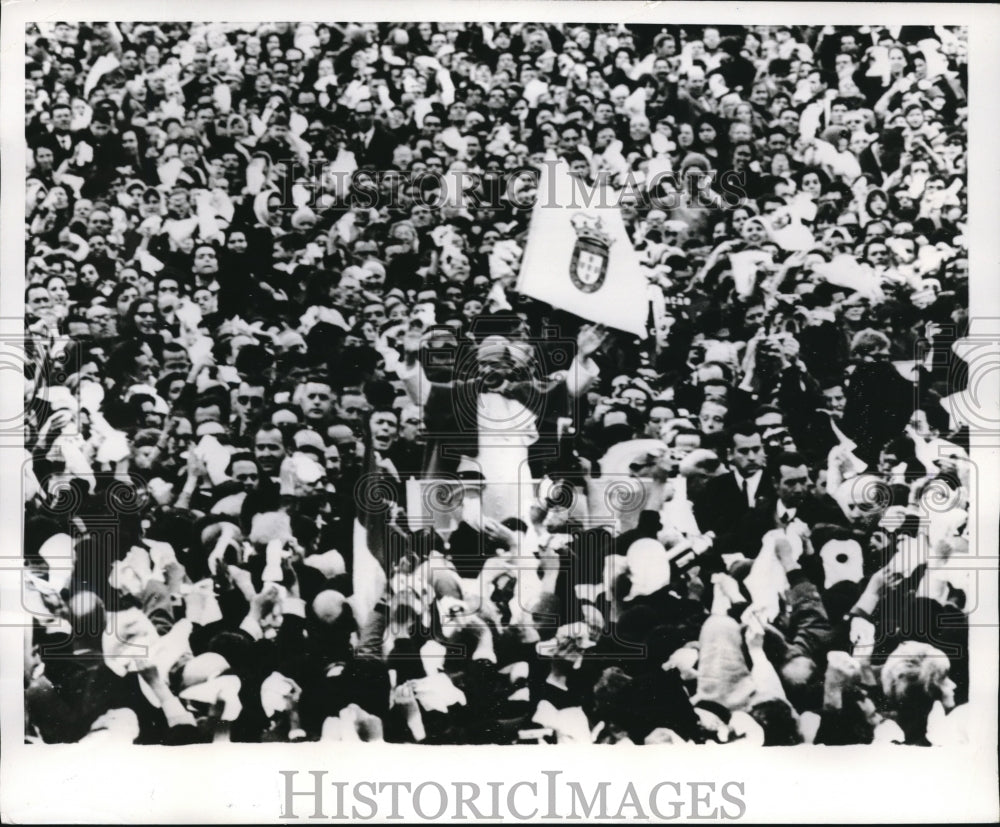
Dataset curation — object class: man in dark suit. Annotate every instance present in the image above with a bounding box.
[36,101,80,165]
[694,422,772,535]
[350,99,397,170]
[716,451,846,558]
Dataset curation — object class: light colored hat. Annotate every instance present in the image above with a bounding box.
[624,538,672,600]
[196,421,227,438]
[293,429,326,451]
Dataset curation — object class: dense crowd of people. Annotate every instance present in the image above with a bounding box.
[22,21,974,746]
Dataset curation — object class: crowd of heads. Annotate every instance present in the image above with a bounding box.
[23,21,972,746]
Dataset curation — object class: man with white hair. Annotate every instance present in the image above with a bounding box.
[673,64,711,121]
[394,322,604,521]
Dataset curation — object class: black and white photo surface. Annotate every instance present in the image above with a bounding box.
[2,3,998,824]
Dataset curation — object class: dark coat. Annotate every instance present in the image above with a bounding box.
[694,470,775,536]
[715,495,847,558]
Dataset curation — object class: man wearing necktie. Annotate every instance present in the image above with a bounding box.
[350,99,395,169]
[694,422,770,534]
[44,102,77,164]
[716,452,847,560]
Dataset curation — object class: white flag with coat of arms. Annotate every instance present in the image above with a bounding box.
[515,161,648,338]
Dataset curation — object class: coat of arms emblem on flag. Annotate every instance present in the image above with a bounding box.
[568,213,613,293]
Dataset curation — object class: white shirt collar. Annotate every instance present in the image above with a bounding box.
[777,501,797,520]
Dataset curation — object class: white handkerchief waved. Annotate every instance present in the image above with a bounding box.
[411,673,467,713]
